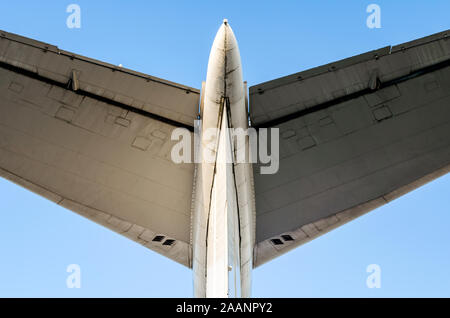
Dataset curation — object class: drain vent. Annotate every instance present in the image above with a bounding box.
[152,235,165,242]
[271,238,283,245]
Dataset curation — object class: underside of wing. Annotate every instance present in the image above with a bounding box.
[0,30,199,267]
[250,30,450,267]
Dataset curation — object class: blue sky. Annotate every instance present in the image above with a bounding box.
[0,0,449,297]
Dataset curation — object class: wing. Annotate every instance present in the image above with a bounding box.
[250,29,450,267]
[0,30,199,267]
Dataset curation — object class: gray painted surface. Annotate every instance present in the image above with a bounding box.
[0,30,200,127]
[0,30,198,267]
[251,30,450,266]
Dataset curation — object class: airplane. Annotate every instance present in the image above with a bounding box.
[0,19,449,297]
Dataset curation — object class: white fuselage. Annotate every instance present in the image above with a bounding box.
[191,20,255,298]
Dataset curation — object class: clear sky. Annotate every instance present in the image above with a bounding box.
[0,0,449,297]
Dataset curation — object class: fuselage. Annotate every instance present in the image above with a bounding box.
[191,20,255,297]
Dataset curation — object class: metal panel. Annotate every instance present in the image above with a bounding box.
[249,29,450,127]
[0,29,200,128]
[0,63,194,267]
[252,33,450,266]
